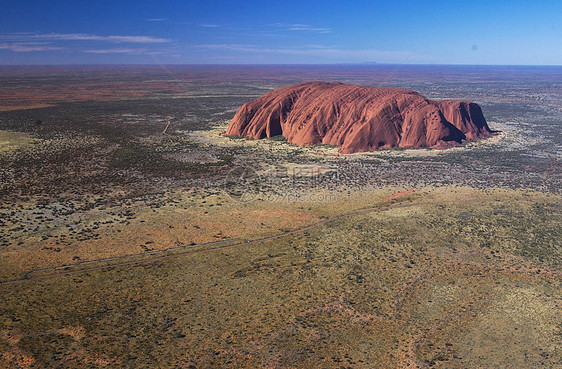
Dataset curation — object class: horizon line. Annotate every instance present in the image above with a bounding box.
[0,63,561,67]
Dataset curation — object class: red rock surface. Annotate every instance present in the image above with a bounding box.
[226,82,492,153]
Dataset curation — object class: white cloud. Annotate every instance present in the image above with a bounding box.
[0,43,62,52]
[199,24,220,28]
[84,48,162,55]
[146,18,167,22]
[287,24,331,33]
[195,44,256,50]
[0,33,171,43]
[84,48,139,54]
[269,23,331,33]
[38,33,170,43]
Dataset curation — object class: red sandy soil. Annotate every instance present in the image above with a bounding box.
[0,81,184,110]
[226,82,492,153]
[385,189,415,201]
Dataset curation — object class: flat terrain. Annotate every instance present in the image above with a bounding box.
[0,65,560,368]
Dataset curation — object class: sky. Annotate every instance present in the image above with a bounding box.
[0,0,561,65]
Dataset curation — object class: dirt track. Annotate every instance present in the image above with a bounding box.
[0,196,521,286]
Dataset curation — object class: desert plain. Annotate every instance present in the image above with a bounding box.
[0,64,560,368]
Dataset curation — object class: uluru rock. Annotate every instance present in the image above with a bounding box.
[226,82,492,154]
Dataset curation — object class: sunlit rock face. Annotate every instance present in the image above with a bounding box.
[226,82,492,153]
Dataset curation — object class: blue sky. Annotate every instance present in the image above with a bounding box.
[0,0,560,65]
